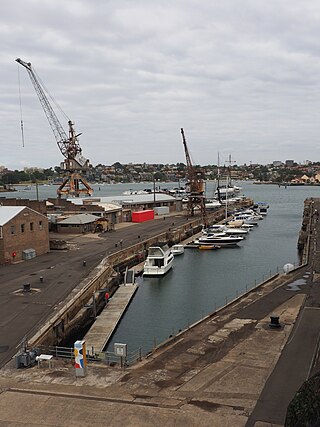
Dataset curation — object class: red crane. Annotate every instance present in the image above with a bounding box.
[180,128,207,223]
[16,58,93,198]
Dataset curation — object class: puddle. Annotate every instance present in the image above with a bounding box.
[286,278,307,291]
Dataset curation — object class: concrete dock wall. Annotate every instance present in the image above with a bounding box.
[28,200,253,348]
[29,260,116,347]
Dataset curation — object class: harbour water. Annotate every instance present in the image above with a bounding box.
[2,181,318,355]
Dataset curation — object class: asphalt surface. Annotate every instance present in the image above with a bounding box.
[0,213,191,368]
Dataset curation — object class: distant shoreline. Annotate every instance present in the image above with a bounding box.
[253,181,320,186]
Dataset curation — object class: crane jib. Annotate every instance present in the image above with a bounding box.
[15,58,88,166]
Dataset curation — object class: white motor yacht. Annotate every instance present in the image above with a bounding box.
[195,233,244,247]
[171,244,185,256]
[253,202,269,216]
[240,209,263,220]
[205,200,222,210]
[143,243,174,276]
[227,220,254,230]
[233,214,259,225]
[204,224,248,236]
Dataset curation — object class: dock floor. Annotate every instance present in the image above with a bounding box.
[84,284,138,354]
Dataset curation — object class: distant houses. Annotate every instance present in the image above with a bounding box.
[290,173,320,185]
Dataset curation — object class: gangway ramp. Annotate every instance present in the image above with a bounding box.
[85,284,138,354]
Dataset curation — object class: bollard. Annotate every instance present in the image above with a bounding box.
[269,314,281,329]
[83,261,86,267]
[39,276,43,283]
[23,283,31,292]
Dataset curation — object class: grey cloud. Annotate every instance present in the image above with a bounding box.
[2,0,320,169]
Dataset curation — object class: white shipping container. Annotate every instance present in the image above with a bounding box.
[154,206,169,215]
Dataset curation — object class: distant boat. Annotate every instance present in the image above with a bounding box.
[171,244,184,255]
[198,245,220,250]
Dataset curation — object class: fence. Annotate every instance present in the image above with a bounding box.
[33,344,142,368]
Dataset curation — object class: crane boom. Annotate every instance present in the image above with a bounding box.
[16,58,87,167]
[180,128,206,223]
[16,58,93,197]
[181,128,194,181]
[180,128,204,194]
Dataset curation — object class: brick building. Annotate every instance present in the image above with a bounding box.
[0,198,47,214]
[0,206,49,264]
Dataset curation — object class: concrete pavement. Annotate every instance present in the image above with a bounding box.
[1,199,320,425]
[0,264,311,426]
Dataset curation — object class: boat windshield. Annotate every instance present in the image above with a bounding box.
[148,247,164,257]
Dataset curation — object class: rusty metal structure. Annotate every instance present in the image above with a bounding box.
[180,128,207,223]
[16,58,93,198]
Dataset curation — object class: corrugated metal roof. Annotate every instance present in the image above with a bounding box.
[68,193,176,206]
[0,206,25,226]
[59,213,99,225]
[93,202,122,212]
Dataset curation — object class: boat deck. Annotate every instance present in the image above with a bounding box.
[84,284,138,354]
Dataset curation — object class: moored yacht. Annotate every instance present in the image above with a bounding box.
[195,233,244,247]
[232,213,259,225]
[227,220,254,230]
[204,224,248,236]
[143,243,174,276]
[171,244,185,255]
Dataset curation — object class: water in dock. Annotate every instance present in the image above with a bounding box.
[106,183,318,355]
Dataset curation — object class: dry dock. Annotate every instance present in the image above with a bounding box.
[3,198,319,426]
[84,284,138,354]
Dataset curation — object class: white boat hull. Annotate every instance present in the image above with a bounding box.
[171,245,185,255]
[143,260,173,276]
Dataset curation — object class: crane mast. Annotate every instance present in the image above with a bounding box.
[180,128,207,223]
[16,58,93,198]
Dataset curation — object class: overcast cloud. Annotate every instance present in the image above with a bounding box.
[2,0,320,169]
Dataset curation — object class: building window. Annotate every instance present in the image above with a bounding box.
[10,226,15,235]
[39,221,43,230]
[30,222,34,231]
[21,223,25,233]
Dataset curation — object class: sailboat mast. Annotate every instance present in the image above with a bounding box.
[216,152,221,203]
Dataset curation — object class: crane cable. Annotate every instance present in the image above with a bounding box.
[17,64,25,147]
[33,67,70,122]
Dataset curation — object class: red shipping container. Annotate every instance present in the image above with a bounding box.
[132,210,154,223]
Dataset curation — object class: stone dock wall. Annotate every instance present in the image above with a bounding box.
[29,200,253,348]
[298,198,314,264]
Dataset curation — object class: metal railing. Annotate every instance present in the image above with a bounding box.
[32,344,142,367]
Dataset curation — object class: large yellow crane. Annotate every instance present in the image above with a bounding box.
[180,128,207,223]
[16,58,93,198]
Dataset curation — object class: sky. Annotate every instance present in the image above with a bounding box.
[2,0,320,169]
